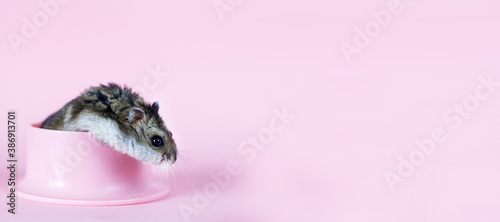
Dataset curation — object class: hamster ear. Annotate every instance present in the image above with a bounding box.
[152,101,159,111]
[128,107,145,124]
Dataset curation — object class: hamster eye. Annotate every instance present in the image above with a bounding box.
[151,135,163,147]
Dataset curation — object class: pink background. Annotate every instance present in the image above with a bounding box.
[1,0,500,221]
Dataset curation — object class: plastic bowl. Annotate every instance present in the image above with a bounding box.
[18,123,170,206]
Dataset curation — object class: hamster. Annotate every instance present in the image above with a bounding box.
[41,83,177,165]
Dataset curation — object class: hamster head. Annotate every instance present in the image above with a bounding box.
[120,101,177,165]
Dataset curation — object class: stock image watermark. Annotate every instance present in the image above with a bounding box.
[212,0,243,21]
[6,111,17,214]
[178,107,295,222]
[339,0,419,62]
[7,0,71,53]
[384,73,500,192]
[132,64,171,99]
[51,138,94,178]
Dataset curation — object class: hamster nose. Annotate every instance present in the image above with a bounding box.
[167,151,176,164]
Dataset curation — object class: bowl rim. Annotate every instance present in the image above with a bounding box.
[31,123,90,135]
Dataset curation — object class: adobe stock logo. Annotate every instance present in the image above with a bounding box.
[51,138,93,181]
[339,0,405,62]
[7,0,70,53]
[212,0,243,21]
[178,107,295,222]
[384,73,500,192]
[132,64,171,99]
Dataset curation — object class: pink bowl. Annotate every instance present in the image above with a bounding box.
[18,123,170,206]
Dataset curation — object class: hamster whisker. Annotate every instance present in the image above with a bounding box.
[167,163,177,189]
[177,150,200,158]
[151,164,169,184]
[175,152,203,164]
[173,163,196,190]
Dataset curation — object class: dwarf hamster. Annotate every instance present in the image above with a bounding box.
[41,83,177,165]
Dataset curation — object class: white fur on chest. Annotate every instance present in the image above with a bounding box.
[62,111,161,164]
